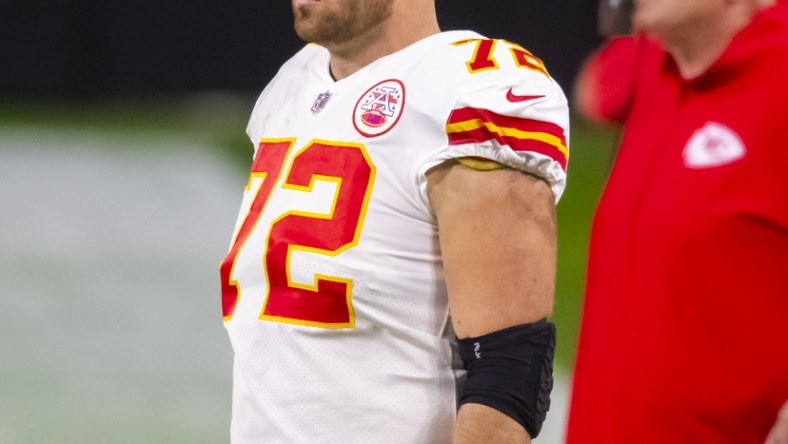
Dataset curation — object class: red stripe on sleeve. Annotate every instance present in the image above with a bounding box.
[446,107,568,170]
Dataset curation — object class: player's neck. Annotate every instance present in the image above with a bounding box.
[326,7,439,80]
[662,4,762,79]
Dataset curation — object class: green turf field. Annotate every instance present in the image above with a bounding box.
[553,120,618,368]
[0,99,617,443]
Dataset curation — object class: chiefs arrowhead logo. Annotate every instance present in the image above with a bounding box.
[683,122,746,168]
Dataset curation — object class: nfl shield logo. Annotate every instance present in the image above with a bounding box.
[310,91,332,115]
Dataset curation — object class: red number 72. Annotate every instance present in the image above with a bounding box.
[453,38,551,78]
[220,139,376,329]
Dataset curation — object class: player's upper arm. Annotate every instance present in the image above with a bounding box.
[426,161,556,338]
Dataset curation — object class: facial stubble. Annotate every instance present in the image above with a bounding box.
[293,0,394,46]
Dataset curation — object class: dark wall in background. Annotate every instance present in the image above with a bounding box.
[1,0,601,98]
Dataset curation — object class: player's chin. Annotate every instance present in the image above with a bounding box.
[294,22,317,42]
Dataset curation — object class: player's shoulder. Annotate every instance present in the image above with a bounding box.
[410,32,570,199]
[407,31,564,104]
[410,30,569,128]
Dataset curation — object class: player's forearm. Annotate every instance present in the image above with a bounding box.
[453,403,531,444]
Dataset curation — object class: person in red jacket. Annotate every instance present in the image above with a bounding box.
[566,0,788,443]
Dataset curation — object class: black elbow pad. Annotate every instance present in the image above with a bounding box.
[457,319,556,438]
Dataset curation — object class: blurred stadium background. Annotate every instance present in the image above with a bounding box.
[1,1,616,442]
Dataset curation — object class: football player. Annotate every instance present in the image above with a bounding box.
[220,1,569,442]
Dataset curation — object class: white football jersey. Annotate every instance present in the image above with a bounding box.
[220,30,568,444]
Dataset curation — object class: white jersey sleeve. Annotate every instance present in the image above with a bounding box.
[414,38,569,207]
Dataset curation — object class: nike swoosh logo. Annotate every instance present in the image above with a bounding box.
[506,88,545,103]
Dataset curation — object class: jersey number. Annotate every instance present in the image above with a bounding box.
[220,139,375,328]
[454,38,550,77]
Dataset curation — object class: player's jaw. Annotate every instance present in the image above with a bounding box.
[292,0,393,48]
